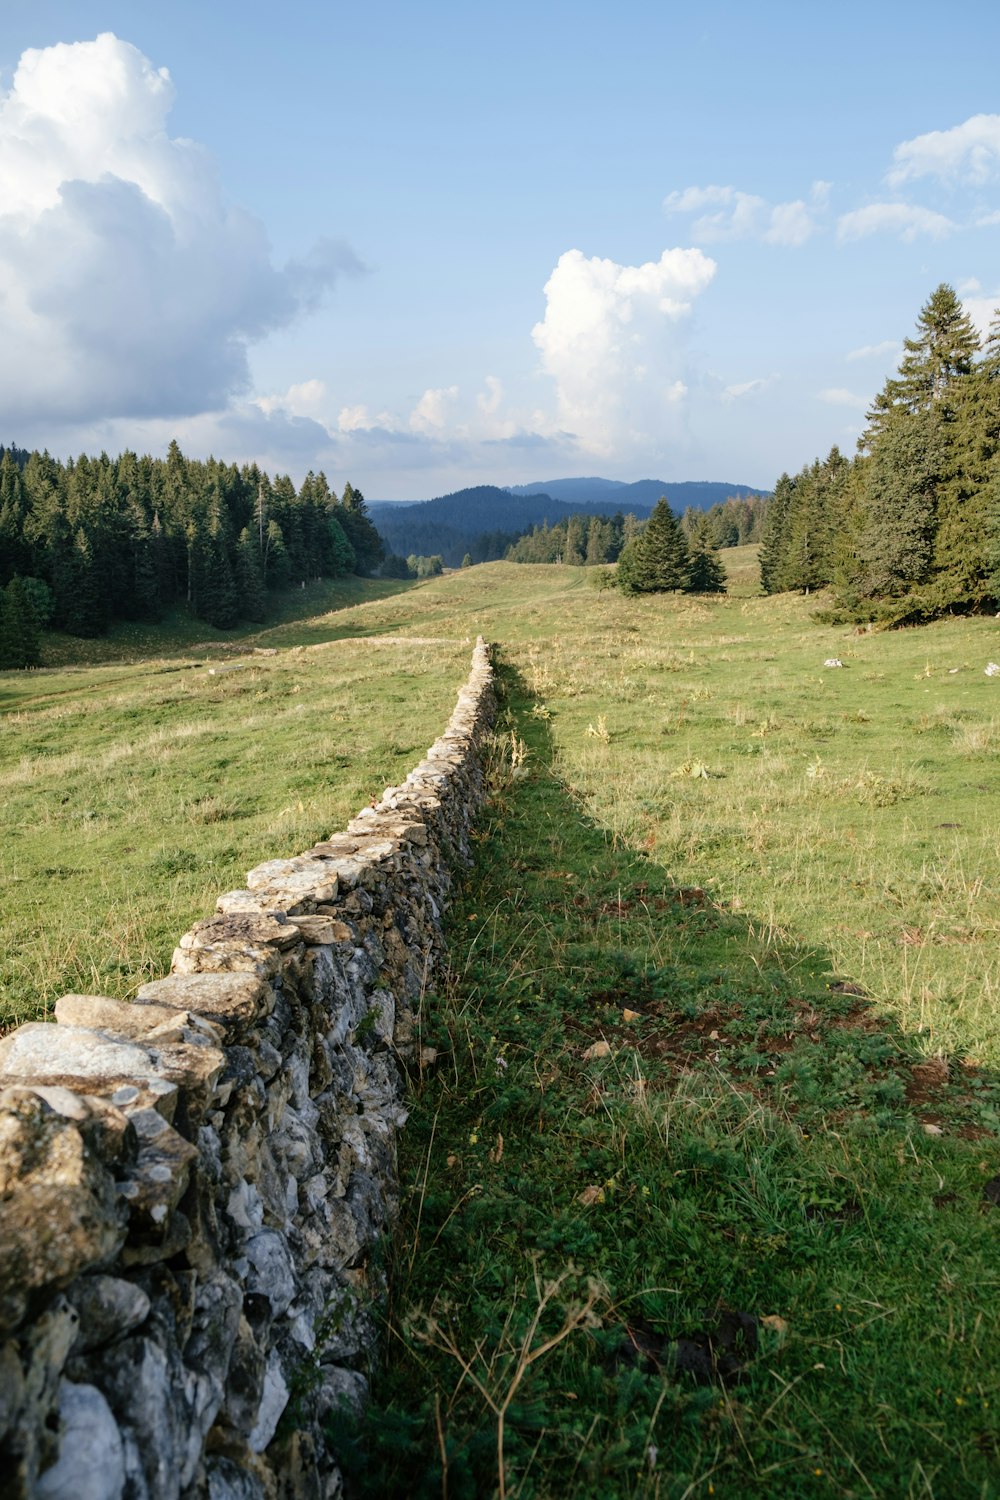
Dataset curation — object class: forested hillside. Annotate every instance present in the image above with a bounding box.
[372,482,768,568]
[0,441,384,659]
[762,284,1000,620]
[505,493,767,566]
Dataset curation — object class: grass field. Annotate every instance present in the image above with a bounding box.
[3,554,999,1496]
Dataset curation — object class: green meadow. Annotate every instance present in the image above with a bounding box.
[3,555,1000,1496]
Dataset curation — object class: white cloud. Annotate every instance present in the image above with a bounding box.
[955,279,1000,337]
[888,114,1000,186]
[531,246,716,455]
[256,379,329,418]
[477,375,504,416]
[836,202,955,242]
[818,388,868,410]
[722,377,776,401]
[846,339,900,362]
[763,199,815,246]
[664,181,824,245]
[0,33,362,428]
[409,385,460,434]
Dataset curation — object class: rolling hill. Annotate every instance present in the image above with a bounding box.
[369,478,769,566]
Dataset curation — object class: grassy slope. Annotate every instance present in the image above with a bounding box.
[3,557,1000,1495]
[0,586,472,1028]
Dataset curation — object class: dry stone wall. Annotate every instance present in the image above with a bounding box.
[0,638,496,1500]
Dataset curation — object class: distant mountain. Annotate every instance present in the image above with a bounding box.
[369,478,770,568]
[506,478,770,510]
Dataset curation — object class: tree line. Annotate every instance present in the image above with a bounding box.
[504,493,765,569]
[0,441,386,662]
[761,284,1000,620]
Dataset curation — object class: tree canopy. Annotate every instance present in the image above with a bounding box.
[0,444,385,650]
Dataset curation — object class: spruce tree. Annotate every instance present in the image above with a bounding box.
[685,515,727,593]
[0,577,42,668]
[616,498,690,594]
[855,407,943,599]
[235,528,267,622]
[758,474,794,594]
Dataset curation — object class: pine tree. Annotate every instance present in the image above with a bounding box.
[62,529,105,637]
[264,519,291,591]
[855,407,943,599]
[928,308,1000,608]
[685,515,727,593]
[563,515,586,565]
[326,514,355,575]
[334,482,385,575]
[235,528,267,621]
[0,577,42,668]
[758,474,794,594]
[616,498,690,594]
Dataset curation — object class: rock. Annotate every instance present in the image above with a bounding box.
[180,914,302,955]
[287,915,343,947]
[92,1335,185,1500]
[0,1026,168,1100]
[135,974,273,1038]
[220,1315,267,1437]
[67,1275,151,1354]
[248,1348,289,1453]
[366,990,395,1045]
[823,658,844,668]
[0,1027,222,1123]
[0,1338,25,1443]
[118,1109,199,1230]
[0,1091,126,1329]
[315,1366,368,1422]
[245,859,339,906]
[206,1457,268,1500]
[985,661,1000,677]
[35,1381,125,1500]
[54,995,190,1042]
[245,1230,296,1317]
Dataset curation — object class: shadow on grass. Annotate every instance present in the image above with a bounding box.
[30,576,421,670]
[337,658,1000,1499]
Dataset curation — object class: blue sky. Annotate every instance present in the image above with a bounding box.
[1,0,999,498]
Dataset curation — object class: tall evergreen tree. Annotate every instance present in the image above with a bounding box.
[334,482,385,575]
[616,498,690,594]
[758,473,794,594]
[0,577,42,668]
[686,515,728,593]
[235,528,267,622]
[855,407,943,599]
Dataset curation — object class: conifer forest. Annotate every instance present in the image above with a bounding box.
[0,440,384,664]
[759,284,1000,620]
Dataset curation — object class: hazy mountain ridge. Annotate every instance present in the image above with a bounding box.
[369,478,770,567]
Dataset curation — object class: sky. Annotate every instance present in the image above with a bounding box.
[1,1,999,501]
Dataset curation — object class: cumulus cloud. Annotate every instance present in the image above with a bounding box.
[664,182,825,245]
[818,388,868,410]
[888,114,1000,187]
[256,379,330,418]
[531,246,716,455]
[0,33,362,427]
[409,385,459,434]
[846,339,900,362]
[836,202,955,242]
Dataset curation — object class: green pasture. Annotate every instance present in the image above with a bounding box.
[3,553,999,1495]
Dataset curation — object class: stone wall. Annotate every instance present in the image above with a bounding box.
[0,638,496,1499]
